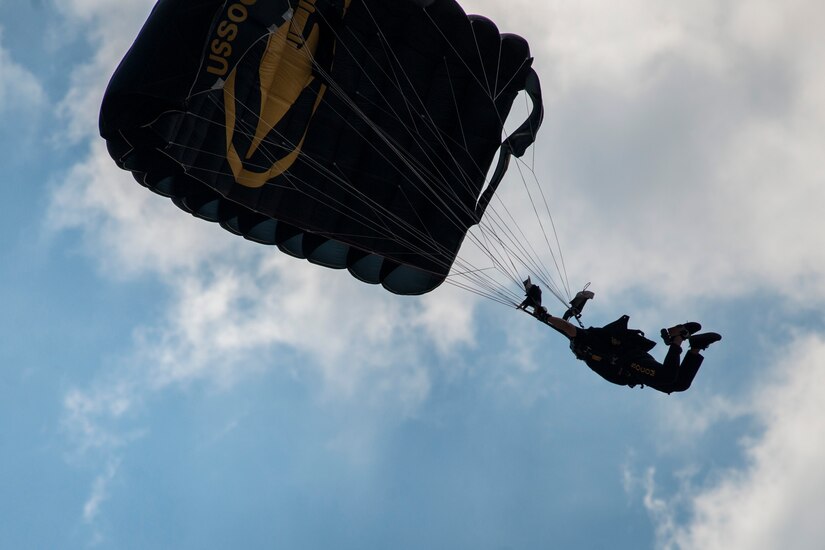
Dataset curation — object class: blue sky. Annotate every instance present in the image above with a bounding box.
[2,1,825,549]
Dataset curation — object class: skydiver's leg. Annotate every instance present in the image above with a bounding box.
[668,349,706,393]
[657,334,687,388]
[660,344,685,384]
[644,341,707,393]
[665,334,720,392]
[626,347,680,390]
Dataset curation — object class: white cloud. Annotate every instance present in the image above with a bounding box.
[79,458,121,547]
[83,459,119,524]
[516,0,825,310]
[53,0,156,142]
[638,333,825,550]
[0,31,46,113]
[436,1,825,315]
[52,152,468,411]
[50,141,472,399]
[63,382,137,455]
[656,392,750,449]
[49,141,237,278]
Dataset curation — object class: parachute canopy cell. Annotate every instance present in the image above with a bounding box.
[100,0,543,294]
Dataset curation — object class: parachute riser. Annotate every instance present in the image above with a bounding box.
[474,67,543,223]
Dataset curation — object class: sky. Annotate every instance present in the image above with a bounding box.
[2,0,825,548]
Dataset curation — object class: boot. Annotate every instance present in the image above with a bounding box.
[689,332,722,351]
[660,322,702,345]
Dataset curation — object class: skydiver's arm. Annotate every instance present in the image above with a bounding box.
[542,313,578,339]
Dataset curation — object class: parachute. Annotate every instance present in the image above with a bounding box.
[100,0,544,296]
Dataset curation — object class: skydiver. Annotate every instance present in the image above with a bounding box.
[523,283,722,393]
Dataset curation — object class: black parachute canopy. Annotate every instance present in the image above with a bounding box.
[101,0,543,294]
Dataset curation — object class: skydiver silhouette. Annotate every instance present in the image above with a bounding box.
[522,282,722,393]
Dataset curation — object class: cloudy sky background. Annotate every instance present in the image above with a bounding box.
[2,0,824,548]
